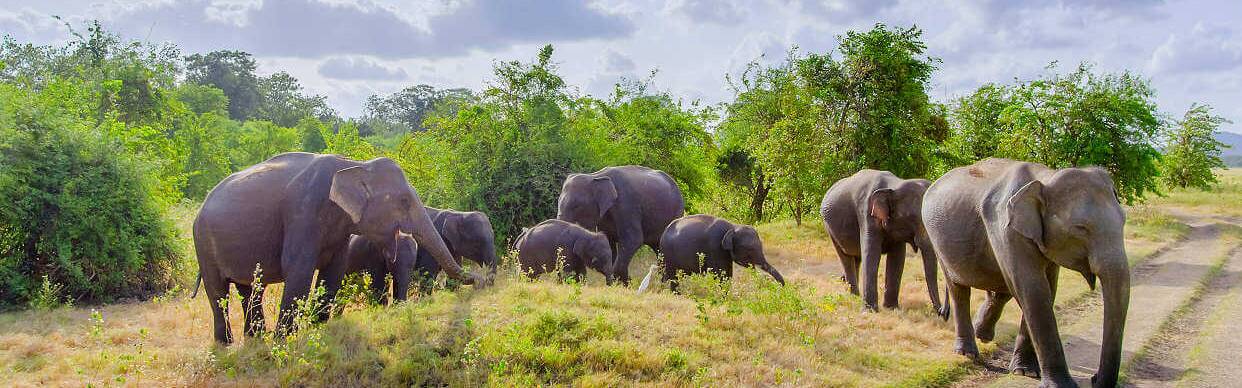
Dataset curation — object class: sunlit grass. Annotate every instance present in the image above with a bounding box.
[0,174,1210,386]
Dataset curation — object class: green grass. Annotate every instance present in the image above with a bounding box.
[3,171,1229,386]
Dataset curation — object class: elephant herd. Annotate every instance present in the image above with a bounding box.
[194,152,1127,388]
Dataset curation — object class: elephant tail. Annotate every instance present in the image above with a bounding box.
[190,271,202,299]
[939,270,951,321]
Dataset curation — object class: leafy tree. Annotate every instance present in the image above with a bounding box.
[1161,104,1230,189]
[363,84,474,134]
[173,83,229,116]
[255,71,337,127]
[574,78,716,208]
[229,120,301,168]
[806,24,940,178]
[0,82,181,306]
[298,116,329,153]
[178,112,237,199]
[990,63,1163,203]
[185,50,261,121]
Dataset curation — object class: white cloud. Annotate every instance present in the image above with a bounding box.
[1149,22,1242,75]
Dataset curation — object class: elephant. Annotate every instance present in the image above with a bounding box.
[922,158,1129,388]
[819,169,947,316]
[192,152,484,344]
[557,165,685,285]
[332,234,419,305]
[514,219,615,283]
[659,214,785,292]
[324,208,498,304]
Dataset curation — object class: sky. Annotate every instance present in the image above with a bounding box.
[2,0,1239,133]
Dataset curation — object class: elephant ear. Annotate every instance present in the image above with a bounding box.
[868,188,895,229]
[572,234,591,262]
[330,166,373,224]
[442,214,462,251]
[593,176,618,220]
[1007,180,1046,253]
[721,227,736,252]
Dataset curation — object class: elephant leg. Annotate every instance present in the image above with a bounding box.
[316,246,350,322]
[882,243,906,309]
[236,282,266,338]
[1011,265,1060,377]
[1010,317,1040,377]
[202,267,233,344]
[612,233,643,286]
[948,281,979,359]
[831,241,860,294]
[276,239,320,337]
[973,291,1012,343]
[369,270,389,305]
[1005,260,1073,387]
[859,230,884,311]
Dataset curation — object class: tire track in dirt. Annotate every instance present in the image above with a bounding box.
[1123,245,1242,387]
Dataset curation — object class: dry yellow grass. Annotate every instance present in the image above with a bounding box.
[0,182,1202,386]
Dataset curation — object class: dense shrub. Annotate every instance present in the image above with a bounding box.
[0,84,182,306]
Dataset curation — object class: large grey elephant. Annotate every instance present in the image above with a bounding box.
[660,214,785,292]
[820,169,946,316]
[922,158,1129,388]
[557,165,685,285]
[514,219,615,283]
[193,152,484,344]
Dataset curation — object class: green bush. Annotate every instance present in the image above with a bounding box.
[0,83,182,306]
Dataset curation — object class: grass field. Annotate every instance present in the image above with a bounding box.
[0,170,1233,386]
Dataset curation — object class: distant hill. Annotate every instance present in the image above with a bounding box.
[1219,131,1242,167]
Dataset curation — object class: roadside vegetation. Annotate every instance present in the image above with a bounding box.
[0,19,1235,387]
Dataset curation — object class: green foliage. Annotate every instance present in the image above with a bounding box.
[229,120,301,168]
[362,84,474,135]
[720,24,939,223]
[0,83,181,306]
[407,45,715,243]
[324,121,380,161]
[1161,104,1230,190]
[172,83,228,116]
[297,116,329,153]
[185,50,261,121]
[177,113,237,199]
[943,63,1164,203]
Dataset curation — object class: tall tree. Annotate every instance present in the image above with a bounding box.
[255,71,337,127]
[1161,104,1230,189]
[185,50,261,121]
[364,84,474,134]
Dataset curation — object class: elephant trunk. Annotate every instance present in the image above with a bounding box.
[392,266,413,303]
[916,236,948,320]
[408,202,475,285]
[1093,254,1130,388]
[759,263,785,285]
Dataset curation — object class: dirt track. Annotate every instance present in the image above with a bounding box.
[962,210,1242,387]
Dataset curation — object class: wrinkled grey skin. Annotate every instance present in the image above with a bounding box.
[411,207,500,294]
[557,166,685,285]
[332,234,419,305]
[659,214,785,292]
[820,169,947,316]
[193,152,481,344]
[514,219,615,283]
[922,158,1129,388]
[328,208,498,303]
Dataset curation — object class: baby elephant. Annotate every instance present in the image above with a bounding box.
[334,207,501,302]
[660,214,785,292]
[514,219,615,283]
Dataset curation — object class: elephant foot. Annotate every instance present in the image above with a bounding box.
[974,322,996,343]
[1037,376,1078,388]
[954,338,980,360]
